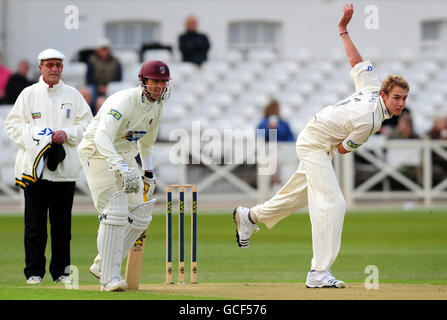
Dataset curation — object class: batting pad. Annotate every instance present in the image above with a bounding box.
[122,199,156,260]
[97,192,129,286]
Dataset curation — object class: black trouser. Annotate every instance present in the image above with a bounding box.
[23,180,76,280]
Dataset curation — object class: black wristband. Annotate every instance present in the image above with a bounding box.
[339,31,348,36]
[144,171,154,179]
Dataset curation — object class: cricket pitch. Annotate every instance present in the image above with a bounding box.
[81,282,447,300]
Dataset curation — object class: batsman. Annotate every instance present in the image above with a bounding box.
[78,60,171,291]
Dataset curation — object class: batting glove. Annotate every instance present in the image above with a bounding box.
[118,162,140,193]
[142,169,157,197]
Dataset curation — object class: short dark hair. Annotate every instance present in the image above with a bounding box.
[264,100,280,118]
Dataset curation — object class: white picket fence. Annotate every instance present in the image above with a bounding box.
[0,129,446,209]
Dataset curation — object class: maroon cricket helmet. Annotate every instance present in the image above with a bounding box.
[138,60,171,81]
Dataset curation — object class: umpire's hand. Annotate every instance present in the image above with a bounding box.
[52,130,67,144]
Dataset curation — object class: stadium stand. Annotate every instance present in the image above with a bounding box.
[2,47,447,205]
[2,47,446,140]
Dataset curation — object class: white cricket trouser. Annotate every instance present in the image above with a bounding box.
[78,140,144,213]
[250,128,346,271]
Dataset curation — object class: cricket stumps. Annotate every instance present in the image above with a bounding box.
[166,184,198,284]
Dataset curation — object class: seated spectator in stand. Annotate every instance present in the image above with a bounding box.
[426,115,447,186]
[257,100,295,186]
[257,100,295,142]
[380,107,407,136]
[4,60,33,104]
[79,86,94,115]
[427,115,447,140]
[94,95,107,115]
[387,109,421,188]
[178,15,210,66]
[0,52,12,104]
[388,110,419,139]
[86,38,122,106]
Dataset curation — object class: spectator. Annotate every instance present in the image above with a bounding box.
[86,38,122,105]
[4,60,34,104]
[178,15,210,66]
[388,110,419,139]
[426,115,447,140]
[426,115,447,186]
[257,100,295,186]
[387,109,421,189]
[257,100,295,142]
[379,107,410,136]
[94,95,107,114]
[0,52,12,103]
[79,86,94,115]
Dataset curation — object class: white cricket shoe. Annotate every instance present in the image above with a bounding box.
[26,276,42,284]
[89,254,101,279]
[306,269,346,288]
[101,277,128,292]
[233,207,259,249]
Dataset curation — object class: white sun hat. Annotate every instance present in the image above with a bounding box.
[37,49,66,63]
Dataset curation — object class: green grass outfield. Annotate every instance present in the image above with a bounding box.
[0,208,446,300]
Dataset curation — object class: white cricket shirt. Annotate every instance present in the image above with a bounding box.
[81,86,163,171]
[305,60,392,152]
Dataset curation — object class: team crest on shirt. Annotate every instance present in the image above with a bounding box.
[107,108,122,120]
[122,130,147,142]
[347,140,361,149]
[38,128,53,136]
[149,119,153,126]
[61,103,73,119]
[31,112,41,119]
[368,91,379,103]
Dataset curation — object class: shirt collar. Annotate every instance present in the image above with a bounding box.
[377,95,392,121]
[39,75,64,93]
[139,86,161,110]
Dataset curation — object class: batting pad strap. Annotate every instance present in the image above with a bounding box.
[99,191,129,226]
[127,215,152,230]
[99,214,128,226]
[127,199,156,230]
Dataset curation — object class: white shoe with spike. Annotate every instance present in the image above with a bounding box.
[233,207,259,249]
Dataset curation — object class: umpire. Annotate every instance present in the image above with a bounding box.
[4,49,92,284]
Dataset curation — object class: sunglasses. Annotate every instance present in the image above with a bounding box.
[42,62,63,69]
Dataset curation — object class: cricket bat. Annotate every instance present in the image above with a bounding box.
[125,230,147,290]
[124,182,151,290]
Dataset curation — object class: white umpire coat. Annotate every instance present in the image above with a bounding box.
[4,76,92,187]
